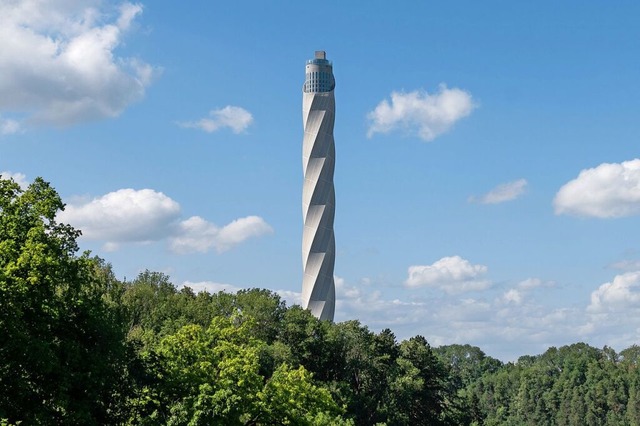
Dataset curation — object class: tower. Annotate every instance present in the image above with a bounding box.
[301,51,336,321]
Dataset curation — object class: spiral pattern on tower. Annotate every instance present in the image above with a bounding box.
[301,51,336,321]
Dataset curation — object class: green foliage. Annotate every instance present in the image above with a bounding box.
[6,175,640,425]
[460,342,640,426]
[0,177,130,424]
[257,364,349,425]
[154,318,263,424]
[126,315,349,425]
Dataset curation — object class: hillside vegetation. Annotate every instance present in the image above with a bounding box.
[2,177,640,425]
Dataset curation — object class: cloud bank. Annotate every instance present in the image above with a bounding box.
[58,188,272,253]
[554,159,640,218]
[333,269,640,361]
[367,84,474,141]
[0,1,157,126]
[179,106,254,134]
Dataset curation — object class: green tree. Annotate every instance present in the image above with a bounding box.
[387,336,452,425]
[435,344,502,391]
[143,317,263,425]
[235,288,287,343]
[276,305,332,375]
[129,314,349,425]
[255,364,351,425]
[0,177,130,424]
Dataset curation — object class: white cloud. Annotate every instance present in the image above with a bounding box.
[179,106,254,134]
[405,255,490,293]
[331,275,548,357]
[588,271,640,313]
[610,259,640,271]
[438,298,493,323]
[216,216,273,250]
[58,188,272,253]
[169,215,273,254]
[276,290,303,307]
[502,288,523,305]
[517,277,544,290]
[366,84,474,141]
[578,271,640,350]
[1,117,21,135]
[554,159,640,218]
[58,188,181,243]
[470,179,527,204]
[330,274,587,361]
[335,277,429,327]
[0,171,29,189]
[307,270,640,361]
[498,278,553,306]
[0,1,157,126]
[169,216,216,253]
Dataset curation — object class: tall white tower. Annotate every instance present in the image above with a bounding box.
[301,51,336,321]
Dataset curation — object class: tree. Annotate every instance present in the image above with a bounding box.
[129,315,349,425]
[434,344,502,391]
[388,336,453,425]
[0,177,130,424]
[235,289,287,344]
[255,364,351,426]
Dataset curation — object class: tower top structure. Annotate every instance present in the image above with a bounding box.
[304,51,335,94]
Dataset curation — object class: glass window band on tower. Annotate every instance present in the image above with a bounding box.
[303,51,335,93]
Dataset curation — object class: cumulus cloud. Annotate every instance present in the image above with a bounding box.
[588,271,640,313]
[170,215,273,254]
[469,179,528,204]
[366,84,474,141]
[554,159,640,218]
[0,1,157,126]
[0,171,29,189]
[405,255,491,293]
[179,106,254,134]
[58,188,271,253]
[58,188,180,244]
[502,288,523,305]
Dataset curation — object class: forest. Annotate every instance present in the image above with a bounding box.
[2,176,640,425]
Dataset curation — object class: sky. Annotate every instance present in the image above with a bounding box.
[2,1,640,361]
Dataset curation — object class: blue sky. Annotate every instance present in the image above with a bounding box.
[2,1,640,361]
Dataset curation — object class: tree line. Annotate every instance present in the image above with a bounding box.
[1,177,640,425]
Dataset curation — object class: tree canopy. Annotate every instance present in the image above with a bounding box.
[2,175,640,425]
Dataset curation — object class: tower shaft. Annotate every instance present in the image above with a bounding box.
[301,51,336,321]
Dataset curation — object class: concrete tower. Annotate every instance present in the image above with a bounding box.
[301,51,336,321]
